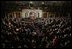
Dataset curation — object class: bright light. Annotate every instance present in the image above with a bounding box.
[30,1,33,4]
[42,2,44,4]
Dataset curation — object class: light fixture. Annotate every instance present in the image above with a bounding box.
[29,1,33,4]
[42,1,44,4]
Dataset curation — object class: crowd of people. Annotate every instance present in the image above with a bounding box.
[1,16,71,48]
